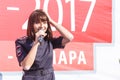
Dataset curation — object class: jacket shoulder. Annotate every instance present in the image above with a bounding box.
[15,36,28,44]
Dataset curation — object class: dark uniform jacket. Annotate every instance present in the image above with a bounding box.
[15,36,64,80]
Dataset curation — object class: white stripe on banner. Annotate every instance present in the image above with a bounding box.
[7,7,19,11]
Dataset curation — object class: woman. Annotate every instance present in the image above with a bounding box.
[15,9,74,80]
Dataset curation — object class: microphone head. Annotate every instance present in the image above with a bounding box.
[38,36,44,43]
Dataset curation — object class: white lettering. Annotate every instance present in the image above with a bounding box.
[22,0,96,32]
[66,0,75,31]
[53,50,56,64]
[78,51,87,64]
[81,0,96,32]
[53,50,87,64]
[69,51,77,64]
[58,51,67,64]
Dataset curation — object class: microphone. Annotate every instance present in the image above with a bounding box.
[38,35,44,43]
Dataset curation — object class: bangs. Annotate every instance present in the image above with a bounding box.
[33,14,47,24]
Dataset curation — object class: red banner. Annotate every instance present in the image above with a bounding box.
[0,0,112,71]
[53,43,93,70]
[0,0,111,42]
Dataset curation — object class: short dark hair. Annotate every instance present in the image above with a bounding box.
[27,9,53,41]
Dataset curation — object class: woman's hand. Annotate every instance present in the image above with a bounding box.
[35,30,47,42]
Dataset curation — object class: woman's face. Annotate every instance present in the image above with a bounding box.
[33,21,48,33]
